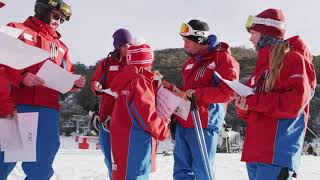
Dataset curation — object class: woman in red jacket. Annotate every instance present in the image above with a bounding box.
[235,9,316,180]
[90,28,132,179]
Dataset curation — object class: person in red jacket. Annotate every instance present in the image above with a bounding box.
[0,1,45,119]
[0,1,85,179]
[235,9,316,180]
[90,28,132,179]
[164,19,239,180]
[109,40,169,180]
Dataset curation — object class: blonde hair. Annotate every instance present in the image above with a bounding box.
[264,42,289,92]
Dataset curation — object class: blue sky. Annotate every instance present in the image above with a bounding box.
[1,0,319,65]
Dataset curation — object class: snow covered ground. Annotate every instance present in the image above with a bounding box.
[8,136,320,180]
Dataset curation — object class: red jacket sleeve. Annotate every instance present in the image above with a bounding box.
[1,65,25,87]
[0,92,15,117]
[246,52,314,119]
[128,77,169,141]
[90,60,105,96]
[195,53,240,104]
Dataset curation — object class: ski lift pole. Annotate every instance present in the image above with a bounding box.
[190,93,213,180]
[307,126,320,141]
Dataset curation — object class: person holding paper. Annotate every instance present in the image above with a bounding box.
[166,20,239,180]
[109,40,169,180]
[0,1,44,119]
[90,28,133,179]
[0,1,85,179]
[235,9,316,180]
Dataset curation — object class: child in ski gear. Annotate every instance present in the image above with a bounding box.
[167,19,239,180]
[235,8,316,180]
[90,28,133,179]
[0,1,85,179]
[109,40,169,180]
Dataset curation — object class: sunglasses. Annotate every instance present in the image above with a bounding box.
[51,12,66,24]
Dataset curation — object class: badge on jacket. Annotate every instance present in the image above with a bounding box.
[185,64,193,70]
[109,65,119,71]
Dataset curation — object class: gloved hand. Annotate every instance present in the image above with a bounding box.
[101,116,111,133]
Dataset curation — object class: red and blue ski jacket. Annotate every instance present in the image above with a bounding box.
[237,36,317,172]
[109,65,169,179]
[175,42,239,132]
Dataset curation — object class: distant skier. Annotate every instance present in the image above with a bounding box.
[221,123,231,153]
[235,8,316,180]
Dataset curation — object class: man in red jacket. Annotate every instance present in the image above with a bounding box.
[109,41,169,180]
[0,1,44,119]
[0,1,46,119]
[0,1,85,179]
[235,9,316,180]
[171,20,239,180]
[90,28,132,179]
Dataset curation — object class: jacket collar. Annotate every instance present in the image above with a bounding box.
[23,16,61,39]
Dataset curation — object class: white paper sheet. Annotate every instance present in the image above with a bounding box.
[101,89,118,98]
[0,118,22,151]
[174,99,191,121]
[4,112,39,162]
[0,25,50,69]
[0,25,23,38]
[214,72,254,97]
[156,86,183,121]
[36,60,81,94]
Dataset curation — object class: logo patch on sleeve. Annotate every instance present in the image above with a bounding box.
[185,64,193,70]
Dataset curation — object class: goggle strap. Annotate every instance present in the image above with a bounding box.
[253,16,285,30]
[180,23,209,37]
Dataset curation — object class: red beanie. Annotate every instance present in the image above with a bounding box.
[250,9,285,39]
[0,2,5,8]
[127,39,154,68]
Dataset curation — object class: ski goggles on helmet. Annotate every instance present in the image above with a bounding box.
[48,0,72,21]
[179,23,209,37]
[245,15,285,31]
[59,2,71,21]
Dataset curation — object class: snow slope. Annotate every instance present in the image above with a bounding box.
[7,136,320,180]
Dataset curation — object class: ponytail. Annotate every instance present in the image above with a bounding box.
[265,42,289,92]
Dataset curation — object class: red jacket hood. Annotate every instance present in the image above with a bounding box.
[286,36,313,62]
[110,65,154,93]
[23,16,61,39]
